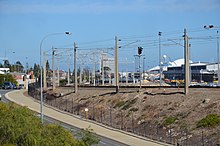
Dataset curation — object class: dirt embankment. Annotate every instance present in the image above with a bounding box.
[44,87,220,145]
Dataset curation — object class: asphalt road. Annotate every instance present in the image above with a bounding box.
[0,89,12,102]
[0,89,128,146]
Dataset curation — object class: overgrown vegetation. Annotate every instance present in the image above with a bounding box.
[77,127,100,146]
[113,98,138,110]
[129,107,139,112]
[0,74,17,85]
[197,114,220,128]
[122,98,138,110]
[60,79,68,86]
[163,116,177,126]
[0,102,99,146]
[113,100,125,108]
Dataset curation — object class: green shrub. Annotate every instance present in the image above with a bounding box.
[129,107,139,112]
[0,102,99,146]
[114,100,125,108]
[59,79,67,86]
[0,74,17,85]
[197,114,220,128]
[122,98,138,110]
[163,116,177,126]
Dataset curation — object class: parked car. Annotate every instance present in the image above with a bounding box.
[12,83,18,89]
[2,82,14,89]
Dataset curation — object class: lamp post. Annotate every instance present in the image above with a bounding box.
[204,25,220,85]
[39,32,71,123]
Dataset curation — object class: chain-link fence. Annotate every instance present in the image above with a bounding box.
[28,84,220,146]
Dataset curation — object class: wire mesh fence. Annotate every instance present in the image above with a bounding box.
[28,84,220,146]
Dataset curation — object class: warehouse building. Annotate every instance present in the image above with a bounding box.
[149,58,217,83]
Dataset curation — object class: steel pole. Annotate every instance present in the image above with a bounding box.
[159,32,162,86]
[40,42,43,123]
[74,42,78,93]
[39,32,71,123]
[115,36,119,93]
[217,31,220,86]
[184,28,189,95]
[43,51,47,90]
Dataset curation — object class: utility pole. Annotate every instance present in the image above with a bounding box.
[158,32,162,86]
[79,67,82,84]
[184,28,190,95]
[93,53,96,86]
[67,53,70,85]
[74,42,78,93]
[101,52,104,85]
[115,36,119,93]
[217,31,220,86]
[52,47,55,90]
[139,54,141,89]
[143,57,146,79]
[204,25,220,86]
[88,70,90,84]
[138,47,143,89]
[57,57,60,87]
[43,51,47,90]
[126,58,128,85]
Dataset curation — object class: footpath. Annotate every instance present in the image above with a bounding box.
[6,90,169,146]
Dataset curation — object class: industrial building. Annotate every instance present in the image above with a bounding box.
[148,58,218,83]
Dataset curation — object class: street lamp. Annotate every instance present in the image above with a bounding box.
[39,31,71,123]
[204,25,220,85]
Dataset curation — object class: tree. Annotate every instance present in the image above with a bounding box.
[40,124,78,146]
[15,61,24,73]
[33,64,40,78]
[0,103,42,145]
[0,102,100,146]
[78,127,100,146]
[46,60,51,78]
[0,74,17,85]
[3,60,10,68]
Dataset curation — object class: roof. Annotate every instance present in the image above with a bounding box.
[148,58,193,71]
[190,62,208,66]
[168,58,193,67]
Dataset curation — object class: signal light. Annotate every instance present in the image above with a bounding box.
[138,47,143,55]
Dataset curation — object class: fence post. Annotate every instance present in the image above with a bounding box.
[121,110,123,130]
[185,127,188,146]
[144,121,146,137]
[132,112,134,133]
[66,98,68,112]
[59,98,61,110]
[157,114,160,140]
[72,98,73,113]
[109,106,112,126]
[169,125,172,144]
[100,107,103,123]
[202,129,204,146]
[92,104,95,120]
[77,102,79,115]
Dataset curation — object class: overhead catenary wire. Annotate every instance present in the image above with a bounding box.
[43,27,219,72]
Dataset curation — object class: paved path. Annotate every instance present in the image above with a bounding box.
[6,90,168,146]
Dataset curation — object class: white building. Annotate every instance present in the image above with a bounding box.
[0,68,10,74]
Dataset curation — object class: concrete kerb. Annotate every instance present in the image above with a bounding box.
[5,90,170,146]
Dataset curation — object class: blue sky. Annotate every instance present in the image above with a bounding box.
[0,0,220,71]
